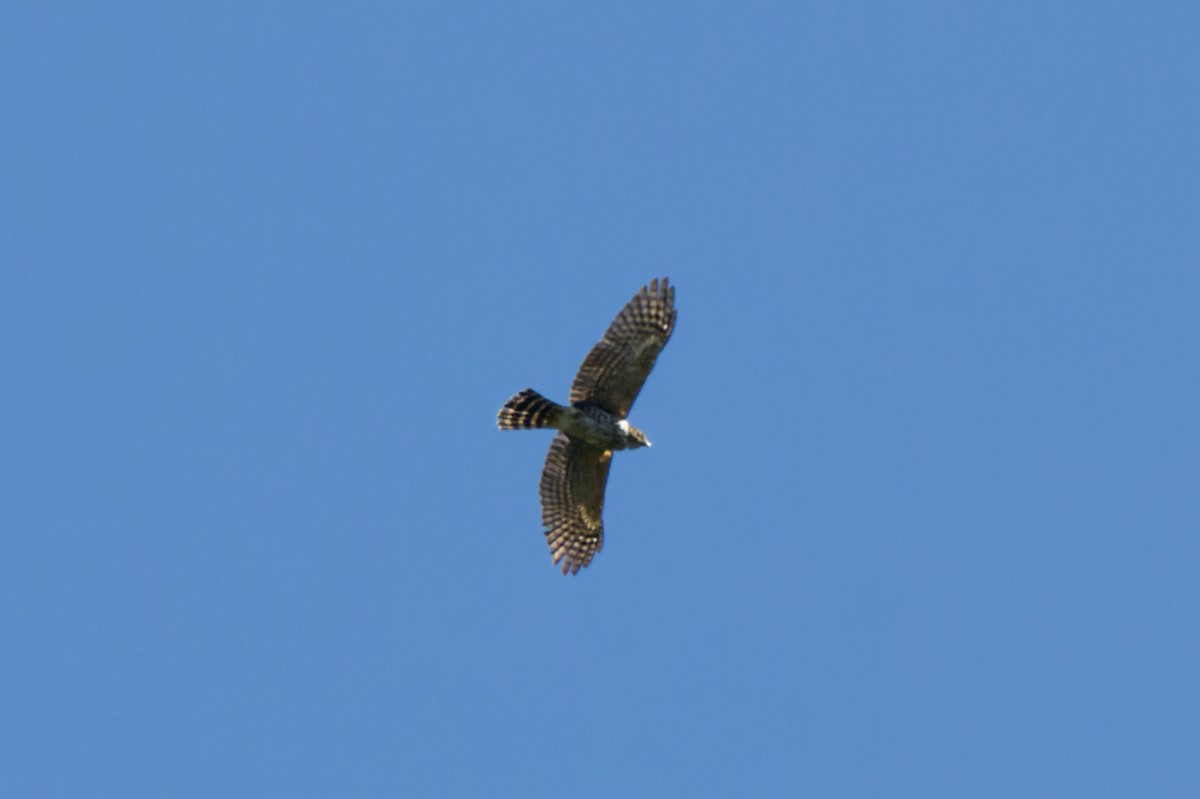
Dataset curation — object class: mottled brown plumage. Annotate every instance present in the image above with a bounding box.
[498,278,676,574]
[540,433,612,573]
[570,278,677,418]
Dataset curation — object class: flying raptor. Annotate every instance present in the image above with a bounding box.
[497,278,677,574]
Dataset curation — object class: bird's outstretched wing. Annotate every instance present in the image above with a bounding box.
[539,432,612,574]
[569,277,676,418]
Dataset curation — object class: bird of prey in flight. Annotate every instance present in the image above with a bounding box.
[497,278,677,574]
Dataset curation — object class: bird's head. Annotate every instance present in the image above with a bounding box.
[617,419,651,449]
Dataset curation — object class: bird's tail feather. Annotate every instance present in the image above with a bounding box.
[497,389,562,430]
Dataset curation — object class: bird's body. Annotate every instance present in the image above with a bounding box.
[498,389,648,451]
[497,278,676,574]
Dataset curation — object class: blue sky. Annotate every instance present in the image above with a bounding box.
[2,2,1197,796]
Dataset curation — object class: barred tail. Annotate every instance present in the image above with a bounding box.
[497,389,563,430]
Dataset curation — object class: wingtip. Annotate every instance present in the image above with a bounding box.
[644,277,671,300]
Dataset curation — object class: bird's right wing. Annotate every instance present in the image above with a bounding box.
[569,277,676,418]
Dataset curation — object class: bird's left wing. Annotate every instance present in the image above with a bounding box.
[539,432,612,574]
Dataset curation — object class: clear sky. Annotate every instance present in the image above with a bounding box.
[3,2,1197,796]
